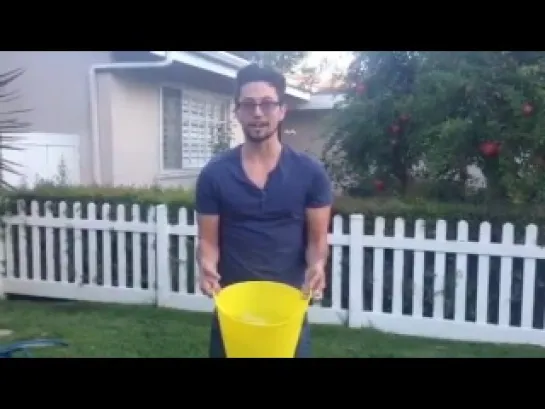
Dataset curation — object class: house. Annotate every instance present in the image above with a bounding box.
[282,88,344,157]
[0,51,337,189]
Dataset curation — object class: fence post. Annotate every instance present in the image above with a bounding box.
[155,204,169,307]
[348,214,364,328]
[0,222,5,300]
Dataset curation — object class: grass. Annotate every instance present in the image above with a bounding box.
[1,299,544,357]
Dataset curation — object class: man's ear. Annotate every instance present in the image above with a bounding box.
[279,102,288,121]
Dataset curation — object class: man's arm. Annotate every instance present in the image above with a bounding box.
[305,162,334,269]
[195,167,221,292]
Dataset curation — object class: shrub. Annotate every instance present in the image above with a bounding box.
[10,185,545,225]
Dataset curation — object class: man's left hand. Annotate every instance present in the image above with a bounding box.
[303,263,326,301]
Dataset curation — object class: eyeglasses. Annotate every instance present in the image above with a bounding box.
[237,100,281,115]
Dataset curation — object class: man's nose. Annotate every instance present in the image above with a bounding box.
[250,103,266,116]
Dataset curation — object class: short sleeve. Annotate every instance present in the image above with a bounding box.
[306,161,333,208]
[195,166,220,215]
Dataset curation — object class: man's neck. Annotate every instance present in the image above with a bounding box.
[242,136,282,164]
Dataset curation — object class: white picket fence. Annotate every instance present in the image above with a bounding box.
[1,199,545,347]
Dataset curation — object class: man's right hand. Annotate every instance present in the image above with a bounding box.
[199,262,221,297]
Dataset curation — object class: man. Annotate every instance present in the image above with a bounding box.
[195,63,333,358]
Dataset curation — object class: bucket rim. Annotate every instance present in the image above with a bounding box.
[214,280,310,328]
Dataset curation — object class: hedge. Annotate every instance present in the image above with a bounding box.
[7,184,545,226]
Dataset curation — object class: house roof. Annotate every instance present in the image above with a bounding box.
[286,72,347,94]
[295,92,344,111]
[149,51,311,101]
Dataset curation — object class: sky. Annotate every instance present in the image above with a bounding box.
[305,51,354,68]
[285,51,354,90]
[303,51,354,76]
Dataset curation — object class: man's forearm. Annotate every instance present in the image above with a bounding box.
[198,240,219,268]
[306,239,329,268]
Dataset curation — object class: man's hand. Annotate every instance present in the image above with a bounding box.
[302,262,326,301]
[199,260,221,297]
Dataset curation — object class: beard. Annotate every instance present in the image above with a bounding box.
[243,123,279,143]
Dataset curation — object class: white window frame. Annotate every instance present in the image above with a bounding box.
[159,84,232,175]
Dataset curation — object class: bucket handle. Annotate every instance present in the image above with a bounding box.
[211,289,315,304]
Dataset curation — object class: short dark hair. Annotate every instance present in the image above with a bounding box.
[234,63,286,103]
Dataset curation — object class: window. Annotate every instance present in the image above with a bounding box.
[161,86,231,171]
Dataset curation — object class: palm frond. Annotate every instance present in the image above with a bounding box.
[0,67,29,191]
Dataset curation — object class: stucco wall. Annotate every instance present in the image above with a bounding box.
[282,109,331,159]
[0,51,114,185]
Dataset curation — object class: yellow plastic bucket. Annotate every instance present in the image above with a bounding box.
[214,281,310,358]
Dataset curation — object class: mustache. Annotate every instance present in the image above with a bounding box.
[243,124,279,143]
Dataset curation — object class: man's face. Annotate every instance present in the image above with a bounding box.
[235,81,287,143]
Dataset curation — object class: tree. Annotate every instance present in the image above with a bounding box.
[228,51,308,74]
[323,51,422,195]
[324,51,545,204]
[0,68,29,188]
[227,51,328,92]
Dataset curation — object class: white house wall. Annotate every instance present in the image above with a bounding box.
[104,73,244,188]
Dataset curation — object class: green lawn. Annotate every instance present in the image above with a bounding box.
[1,299,544,357]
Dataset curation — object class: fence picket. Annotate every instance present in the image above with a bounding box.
[392,218,405,316]
[0,204,5,297]
[476,222,491,324]
[102,203,112,287]
[87,203,97,285]
[499,223,515,326]
[59,202,68,283]
[131,204,142,289]
[521,224,538,328]
[73,202,83,286]
[116,204,126,288]
[193,210,201,295]
[147,207,156,291]
[412,219,425,317]
[155,204,168,306]
[30,201,40,281]
[372,217,385,313]
[348,214,364,327]
[178,208,189,294]
[433,220,447,319]
[17,200,27,280]
[454,221,469,322]
[44,201,53,282]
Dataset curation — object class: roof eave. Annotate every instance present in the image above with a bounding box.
[149,51,310,101]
